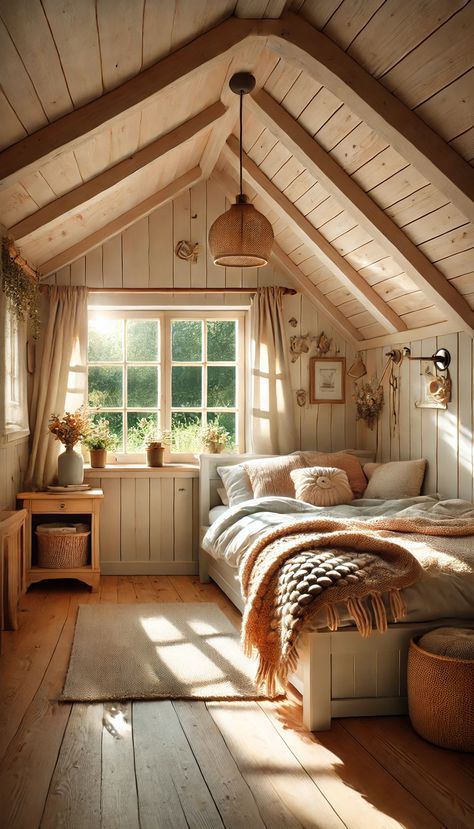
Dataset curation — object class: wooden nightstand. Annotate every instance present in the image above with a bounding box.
[17,489,104,592]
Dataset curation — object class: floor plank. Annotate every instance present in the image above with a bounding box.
[1,575,472,829]
[207,700,345,829]
[343,717,474,829]
[259,698,443,829]
[40,703,103,829]
[174,700,266,829]
[133,699,224,828]
[101,701,140,829]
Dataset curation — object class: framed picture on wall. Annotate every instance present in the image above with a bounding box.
[309,357,345,404]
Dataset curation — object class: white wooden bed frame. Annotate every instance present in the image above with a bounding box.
[198,452,443,731]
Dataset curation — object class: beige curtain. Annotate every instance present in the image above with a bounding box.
[26,286,88,489]
[249,286,296,454]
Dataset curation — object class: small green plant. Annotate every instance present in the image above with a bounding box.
[201,420,230,453]
[2,239,40,338]
[83,418,118,451]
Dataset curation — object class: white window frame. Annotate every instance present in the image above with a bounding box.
[0,293,29,442]
[87,309,246,463]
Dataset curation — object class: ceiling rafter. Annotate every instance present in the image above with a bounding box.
[264,12,474,223]
[2,10,471,224]
[223,136,405,334]
[10,102,226,246]
[0,17,258,189]
[37,166,202,277]
[250,89,474,336]
[211,167,361,346]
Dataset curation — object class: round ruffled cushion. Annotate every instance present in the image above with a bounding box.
[290,466,353,507]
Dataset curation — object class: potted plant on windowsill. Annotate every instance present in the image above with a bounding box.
[201,421,230,454]
[83,418,118,468]
[145,429,171,467]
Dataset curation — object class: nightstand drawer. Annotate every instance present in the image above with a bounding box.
[31,499,94,514]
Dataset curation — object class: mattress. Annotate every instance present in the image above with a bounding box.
[202,495,474,625]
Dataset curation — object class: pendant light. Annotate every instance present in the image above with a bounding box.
[208,72,274,267]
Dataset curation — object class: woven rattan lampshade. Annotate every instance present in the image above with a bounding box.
[208,71,274,268]
[208,194,274,267]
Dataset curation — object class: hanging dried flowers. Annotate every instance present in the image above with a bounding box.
[1,238,40,338]
[353,378,384,430]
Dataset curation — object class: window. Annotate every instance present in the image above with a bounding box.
[87,310,245,460]
[0,294,29,440]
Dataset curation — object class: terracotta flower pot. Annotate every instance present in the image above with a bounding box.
[89,448,107,468]
[146,445,164,467]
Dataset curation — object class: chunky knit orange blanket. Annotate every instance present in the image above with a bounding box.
[240,514,474,694]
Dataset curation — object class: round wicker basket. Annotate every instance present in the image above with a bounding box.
[408,634,474,751]
[36,525,90,569]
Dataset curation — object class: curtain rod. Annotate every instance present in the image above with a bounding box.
[46,286,297,295]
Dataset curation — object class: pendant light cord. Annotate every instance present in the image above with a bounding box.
[239,91,243,197]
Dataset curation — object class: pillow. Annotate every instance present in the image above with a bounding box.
[363,459,427,499]
[241,454,304,498]
[216,486,229,506]
[297,451,367,498]
[290,466,353,507]
[363,463,380,480]
[217,465,253,506]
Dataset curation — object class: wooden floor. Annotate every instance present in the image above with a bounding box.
[1,576,473,829]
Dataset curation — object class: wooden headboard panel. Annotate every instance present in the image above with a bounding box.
[199,449,375,527]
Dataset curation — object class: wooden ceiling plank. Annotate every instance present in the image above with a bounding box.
[265,12,474,222]
[224,136,405,334]
[10,101,226,245]
[0,16,257,188]
[251,89,474,334]
[211,166,361,345]
[36,165,202,277]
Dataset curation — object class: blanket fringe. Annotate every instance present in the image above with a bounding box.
[370,592,388,633]
[326,604,339,631]
[389,588,406,621]
[346,597,372,637]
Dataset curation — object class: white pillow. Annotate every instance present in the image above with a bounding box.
[363,459,427,499]
[216,486,229,506]
[290,466,353,506]
[217,465,253,506]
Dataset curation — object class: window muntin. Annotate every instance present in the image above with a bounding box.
[87,317,161,454]
[169,318,239,453]
[87,311,244,460]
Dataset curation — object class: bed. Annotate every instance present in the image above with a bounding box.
[199,452,474,731]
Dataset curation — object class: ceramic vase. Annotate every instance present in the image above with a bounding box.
[58,445,84,485]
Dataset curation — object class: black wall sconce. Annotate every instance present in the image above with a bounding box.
[386,347,451,371]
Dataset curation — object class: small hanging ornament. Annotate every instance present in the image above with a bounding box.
[175,240,200,263]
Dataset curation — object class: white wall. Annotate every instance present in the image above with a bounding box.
[47,178,358,454]
[356,331,473,501]
[0,438,29,508]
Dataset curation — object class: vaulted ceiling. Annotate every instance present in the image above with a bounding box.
[1,0,473,344]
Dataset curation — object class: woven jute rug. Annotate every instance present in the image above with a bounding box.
[61,602,281,702]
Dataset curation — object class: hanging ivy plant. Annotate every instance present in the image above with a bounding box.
[1,239,40,338]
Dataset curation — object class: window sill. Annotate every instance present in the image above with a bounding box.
[84,463,199,478]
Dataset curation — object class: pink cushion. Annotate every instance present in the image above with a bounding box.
[297,451,367,498]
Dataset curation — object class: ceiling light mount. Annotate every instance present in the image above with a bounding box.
[208,72,274,268]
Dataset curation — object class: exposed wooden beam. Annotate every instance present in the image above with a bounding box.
[270,245,362,347]
[3,239,38,281]
[211,168,362,346]
[37,167,202,277]
[360,320,467,350]
[0,17,257,189]
[224,136,405,334]
[250,90,474,336]
[265,13,474,223]
[10,102,226,246]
